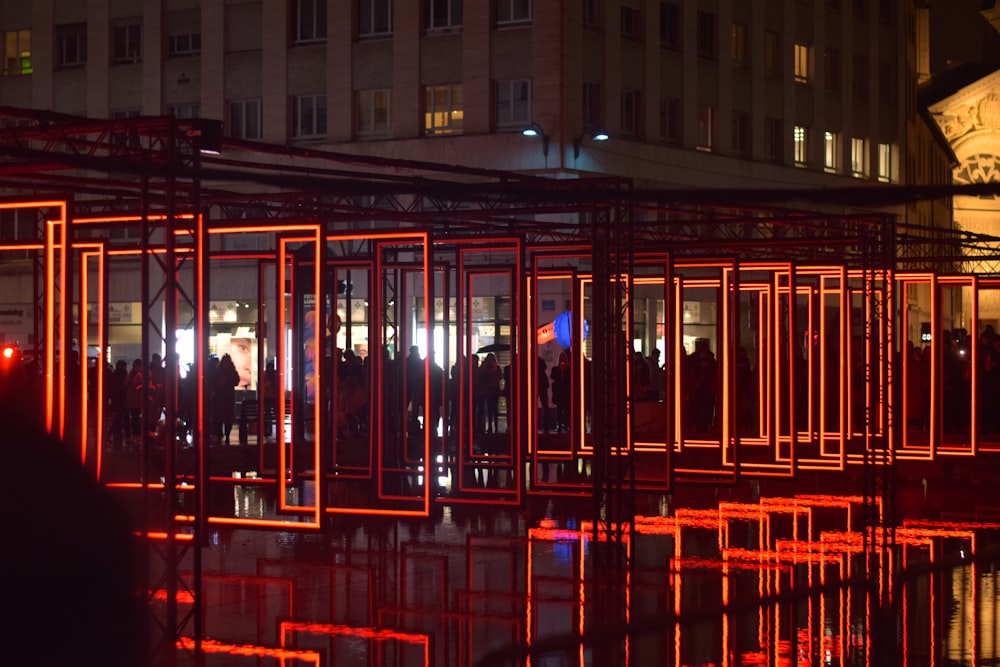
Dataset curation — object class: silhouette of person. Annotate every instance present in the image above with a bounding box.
[0,417,144,666]
[536,356,551,432]
[213,353,241,445]
[480,353,503,434]
[550,351,572,433]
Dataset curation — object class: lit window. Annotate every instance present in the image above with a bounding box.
[496,79,530,129]
[3,30,31,75]
[497,0,531,25]
[228,98,262,140]
[357,89,391,137]
[427,0,462,29]
[292,94,327,138]
[793,125,807,165]
[424,84,463,136]
[359,0,392,36]
[824,131,838,173]
[794,43,810,83]
[112,23,141,63]
[877,142,892,182]
[697,106,714,151]
[851,137,867,178]
[294,0,327,43]
[55,24,86,67]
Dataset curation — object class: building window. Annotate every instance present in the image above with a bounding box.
[696,11,716,59]
[824,131,838,173]
[3,30,31,76]
[229,98,262,140]
[825,48,840,91]
[878,62,894,104]
[731,24,748,67]
[167,103,200,119]
[697,106,713,151]
[879,0,893,25]
[497,0,531,25]
[621,7,639,39]
[852,55,867,97]
[357,89,391,137]
[424,84,463,136]
[732,111,750,157]
[621,89,639,136]
[55,24,86,67]
[496,79,530,129]
[877,142,892,182]
[851,137,867,177]
[764,117,781,162]
[168,33,201,56]
[852,0,865,17]
[359,0,392,37]
[427,0,462,29]
[794,44,811,83]
[583,0,598,28]
[292,94,327,138]
[764,30,780,77]
[112,23,141,63]
[583,82,602,128]
[660,2,679,48]
[294,0,327,43]
[659,97,680,143]
[793,125,807,165]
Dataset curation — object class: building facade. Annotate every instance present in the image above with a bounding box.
[0,0,958,362]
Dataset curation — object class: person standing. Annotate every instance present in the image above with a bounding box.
[536,356,551,433]
[213,353,240,445]
[550,351,572,433]
[480,353,503,434]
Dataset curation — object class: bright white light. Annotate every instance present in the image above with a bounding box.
[592,131,609,141]
[522,127,539,137]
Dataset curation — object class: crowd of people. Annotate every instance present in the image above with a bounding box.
[24,323,1000,453]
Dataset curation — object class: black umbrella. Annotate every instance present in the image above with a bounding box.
[476,342,511,354]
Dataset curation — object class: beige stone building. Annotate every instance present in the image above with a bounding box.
[0,0,959,358]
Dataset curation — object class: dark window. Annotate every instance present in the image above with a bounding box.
[852,54,867,97]
[621,6,639,39]
[56,24,86,67]
[696,11,716,59]
[660,2,679,48]
[824,47,840,91]
[293,0,327,43]
[112,23,141,63]
[659,97,680,143]
[732,111,750,157]
[427,0,462,29]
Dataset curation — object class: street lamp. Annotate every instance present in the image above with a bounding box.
[573,127,609,158]
[522,122,550,157]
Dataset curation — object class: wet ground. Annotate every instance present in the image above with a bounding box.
[135,460,1000,667]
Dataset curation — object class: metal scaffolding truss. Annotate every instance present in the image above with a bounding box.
[0,108,981,666]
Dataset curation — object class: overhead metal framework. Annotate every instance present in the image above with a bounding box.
[1,107,998,665]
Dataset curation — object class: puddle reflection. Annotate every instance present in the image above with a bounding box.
[171,495,1000,666]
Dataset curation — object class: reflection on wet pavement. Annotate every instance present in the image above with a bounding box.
[152,491,1000,666]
